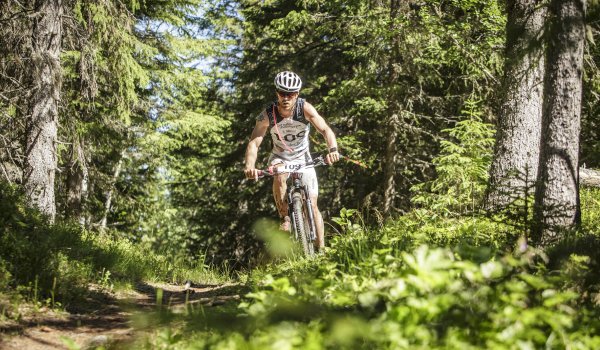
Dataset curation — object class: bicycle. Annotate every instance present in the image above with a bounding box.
[255,154,328,257]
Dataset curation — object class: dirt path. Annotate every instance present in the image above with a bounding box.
[0,282,244,350]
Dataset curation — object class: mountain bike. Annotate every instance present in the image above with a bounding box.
[256,154,328,257]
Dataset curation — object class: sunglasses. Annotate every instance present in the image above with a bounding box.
[276,90,297,98]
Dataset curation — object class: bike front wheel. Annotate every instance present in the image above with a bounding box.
[291,191,315,257]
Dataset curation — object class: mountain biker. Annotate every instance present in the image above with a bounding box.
[244,71,340,251]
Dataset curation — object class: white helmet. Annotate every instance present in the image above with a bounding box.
[274,71,302,92]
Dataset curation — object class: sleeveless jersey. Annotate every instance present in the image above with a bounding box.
[264,98,310,161]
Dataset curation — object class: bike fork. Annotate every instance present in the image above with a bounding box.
[288,190,299,241]
[303,186,317,242]
[287,177,316,243]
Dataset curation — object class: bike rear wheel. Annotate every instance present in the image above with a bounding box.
[291,191,315,257]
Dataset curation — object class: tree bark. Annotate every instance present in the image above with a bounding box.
[486,0,546,210]
[100,151,125,230]
[579,168,600,187]
[533,0,586,245]
[383,113,399,218]
[23,0,62,222]
[66,137,89,226]
[381,0,405,218]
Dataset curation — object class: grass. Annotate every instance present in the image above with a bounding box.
[0,182,230,318]
[3,183,600,348]
[120,189,600,349]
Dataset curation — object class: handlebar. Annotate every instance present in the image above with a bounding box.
[255,154,328,179]
[247,153,366,180]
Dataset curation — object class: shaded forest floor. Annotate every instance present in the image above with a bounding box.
[0,282,245,349]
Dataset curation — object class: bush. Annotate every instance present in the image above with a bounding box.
[134,191,600,349]
[0,181,215,307]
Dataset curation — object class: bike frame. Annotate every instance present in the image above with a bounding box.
[256,155,327,254]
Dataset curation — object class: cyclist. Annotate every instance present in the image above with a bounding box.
[244,71,340,251]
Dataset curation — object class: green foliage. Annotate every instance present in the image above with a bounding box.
[126,172,600,349]
[3,2,600,347]
[331,208,363,234]
[0,181,221,308]
[60,0,237,259]
[581,188,600,234]
[68,0,150,124]
[127,187,600,349]
[384,211,513,253]
[186,0,508,265]
[111,3,236,258]
[138,234,600,348]
[253,218,296,260]
[411,99,496,216]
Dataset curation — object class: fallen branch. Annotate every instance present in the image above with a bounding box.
[580,167,600,187]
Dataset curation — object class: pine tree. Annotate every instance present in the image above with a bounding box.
[23,0,63,221]
[533,0,586,245]
[486,0,546,211]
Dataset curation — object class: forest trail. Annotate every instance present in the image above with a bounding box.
[0,282,243,350]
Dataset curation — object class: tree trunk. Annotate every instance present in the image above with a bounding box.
[533,0,586,245]
[383,113,399,218]
[486,0,546,210]
[66,137,89,226]
[100,152,125,230]
[381,0,405,218]
[23,0,62,222]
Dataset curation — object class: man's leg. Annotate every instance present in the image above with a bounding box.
[273,173,290,230]
[310,195,325,250]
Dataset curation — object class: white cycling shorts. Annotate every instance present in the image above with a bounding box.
[268,152,319,197]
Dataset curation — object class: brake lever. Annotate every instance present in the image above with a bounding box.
[313,155,327,166]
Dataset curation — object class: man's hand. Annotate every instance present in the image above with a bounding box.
[245,167,260,180]
[325,151,340,165]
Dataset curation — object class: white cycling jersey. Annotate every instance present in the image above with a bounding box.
[256,98,318,195]
[261,98,310,161]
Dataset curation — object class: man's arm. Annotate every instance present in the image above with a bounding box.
[304,101,340,164]
[244,113,269,180]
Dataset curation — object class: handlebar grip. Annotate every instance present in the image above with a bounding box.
[256,168,275,178]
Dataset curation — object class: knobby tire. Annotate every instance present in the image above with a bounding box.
[291,192,314,257]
